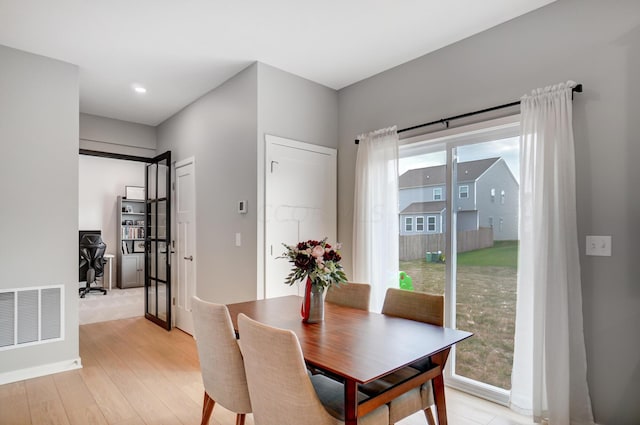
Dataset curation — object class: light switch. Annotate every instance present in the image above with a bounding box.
[235,232,241,247]
[238,200,248,214]
[586,235,611,256]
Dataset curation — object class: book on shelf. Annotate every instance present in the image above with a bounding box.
[121,227,145,239]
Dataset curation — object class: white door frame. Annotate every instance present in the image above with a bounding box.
[258,134,337,300]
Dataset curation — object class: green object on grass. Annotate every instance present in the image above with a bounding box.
[399,271,413,290]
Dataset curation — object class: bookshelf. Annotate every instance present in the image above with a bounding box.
[117,196,145,288]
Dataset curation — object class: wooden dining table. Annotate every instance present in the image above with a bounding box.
[227,295,472,425]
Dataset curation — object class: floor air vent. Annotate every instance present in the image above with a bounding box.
[0,285,64,350]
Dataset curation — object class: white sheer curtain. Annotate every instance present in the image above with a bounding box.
[352,126,399,312]
[511,81,594,425]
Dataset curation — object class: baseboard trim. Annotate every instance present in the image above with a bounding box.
[0,357,82,385]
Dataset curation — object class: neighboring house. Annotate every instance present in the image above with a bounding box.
[399,157,519,240]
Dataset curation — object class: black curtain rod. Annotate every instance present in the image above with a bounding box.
[354,83,583,144]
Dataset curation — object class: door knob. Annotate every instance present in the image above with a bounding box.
[184,255,193,261]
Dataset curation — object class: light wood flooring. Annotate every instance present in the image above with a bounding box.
[0,317,532,425]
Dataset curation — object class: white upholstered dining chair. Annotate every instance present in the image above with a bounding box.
[325,282,371,311]
[360,288,444,425]
[237,313,389,425]
[191,297,252,425]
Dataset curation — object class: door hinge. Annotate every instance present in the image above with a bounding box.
[172,182,175,191]
[172,297,176,306]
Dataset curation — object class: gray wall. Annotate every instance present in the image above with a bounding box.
[80,113,157,157]
[337,1,640,423]
[156,61,338,303]
[0,45,79,374]
[256,62,339,297]
[257,62,338,149]
[157,64,259,304]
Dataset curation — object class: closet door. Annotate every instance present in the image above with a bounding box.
[264,135,337,299]
[144,151,172,330]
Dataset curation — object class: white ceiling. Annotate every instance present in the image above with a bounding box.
[0,0,555,126]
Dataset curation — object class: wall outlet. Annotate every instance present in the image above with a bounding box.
[586,235,611,256]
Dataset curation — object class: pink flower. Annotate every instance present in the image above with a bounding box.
[278,237,347,288]
[311,245,325,259]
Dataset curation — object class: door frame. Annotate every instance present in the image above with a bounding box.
[400,115,520,406]
[144,151,172,330]
[259,134,337,300]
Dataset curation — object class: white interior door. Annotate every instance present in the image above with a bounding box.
[265,135,337,299]
[175,159,196,334]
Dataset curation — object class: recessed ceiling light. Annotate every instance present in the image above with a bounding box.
[133,86,147,94]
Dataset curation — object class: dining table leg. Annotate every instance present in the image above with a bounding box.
[431,348,451,425]
[344,379,358,425]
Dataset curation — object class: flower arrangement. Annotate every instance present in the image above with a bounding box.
[279,238,347,290]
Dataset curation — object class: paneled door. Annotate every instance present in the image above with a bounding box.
[264,135,337,299]
[175,158,196,335]
[145,151,172,330]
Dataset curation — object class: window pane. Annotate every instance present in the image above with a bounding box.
[453,137,519,390]
[404,217,413,232]
[399,148,446,298]
[427,216,436,231]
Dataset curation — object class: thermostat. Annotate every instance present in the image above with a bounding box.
[238,200,248,214]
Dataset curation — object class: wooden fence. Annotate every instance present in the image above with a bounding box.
[399,227,494,261]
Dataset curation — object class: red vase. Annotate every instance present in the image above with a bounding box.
[301,276,324,323]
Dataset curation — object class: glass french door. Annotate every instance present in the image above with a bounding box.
[398,118,519,404]
[144,151,172,330]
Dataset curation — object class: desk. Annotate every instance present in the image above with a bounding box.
[103,254,114,291]
[227,295,472,425]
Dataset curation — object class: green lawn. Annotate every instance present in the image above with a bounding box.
[457,240,518,268]
[400,240,518,390]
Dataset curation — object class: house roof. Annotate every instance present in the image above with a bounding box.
[400,201,447,214]
[399,157,500,189]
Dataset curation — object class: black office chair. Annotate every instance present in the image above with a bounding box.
[79,234,108,298]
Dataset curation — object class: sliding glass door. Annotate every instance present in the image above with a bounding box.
[398,118,519,403]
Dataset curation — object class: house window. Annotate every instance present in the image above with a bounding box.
[488,216,494,228]
[490,188,496,202]
[459,185,469,199]
[404,217,413,232]
[499,217,504,233]
[433,188,442,200]
[501,190,505,204]
[416,217,424,232]
[427,216,436,232]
